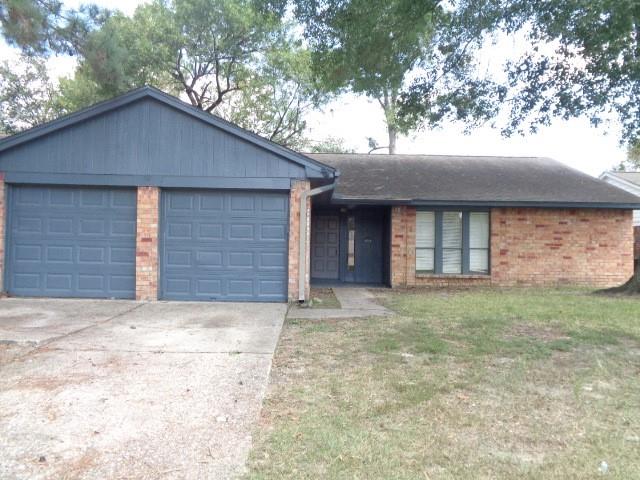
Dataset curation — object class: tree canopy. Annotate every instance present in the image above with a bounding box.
[0,0,329,148]
[0,54,59,134]
[2,0,640,153]
[294,0,502,153]
[404,0,640,146]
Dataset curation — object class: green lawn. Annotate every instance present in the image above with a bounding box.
[246,289,640,479]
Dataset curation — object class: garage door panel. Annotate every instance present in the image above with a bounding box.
[16,217,42,234]
[47,245,74,263]
[50,189,74,206]
[198,223,223,240]
[161,190,288,301]
[49,218,74,235]
[15,186,44,206]
[7,186,136,299]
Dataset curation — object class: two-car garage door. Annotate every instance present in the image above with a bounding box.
[5,186,289,302]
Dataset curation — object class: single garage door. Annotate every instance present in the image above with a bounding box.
[6,185,137,299]
[161,190,288,302]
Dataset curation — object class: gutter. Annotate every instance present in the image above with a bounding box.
[298,182,336,303]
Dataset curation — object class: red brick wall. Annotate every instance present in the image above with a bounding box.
[635,226,640,260]
[391,206,634,288]
[136,186,159,300]
[492,208,633,287]
[288,180,311,301]
[0,173,5,292]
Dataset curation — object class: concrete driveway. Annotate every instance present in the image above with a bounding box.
[0,298,286,480]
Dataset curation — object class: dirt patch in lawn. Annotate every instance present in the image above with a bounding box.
[505,323,571,342]
[308,287,341,309]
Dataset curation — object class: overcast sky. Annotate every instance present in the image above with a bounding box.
[0,0,627,177]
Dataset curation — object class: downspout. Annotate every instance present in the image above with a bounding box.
[298,182,336,303]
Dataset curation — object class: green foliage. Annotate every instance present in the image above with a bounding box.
[0,54,60,134]
[295,0,503,152]
[217,40,329,148]
[48,0,323,147]
[452,0,640,145]
[614,142,640,172]
[0,0,111,55]
[305,136,354,154]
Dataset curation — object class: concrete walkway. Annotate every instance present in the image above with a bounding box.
[288,287,392,319]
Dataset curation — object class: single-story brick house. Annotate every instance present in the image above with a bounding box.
[0,87,637,303]
[599,171,640,259]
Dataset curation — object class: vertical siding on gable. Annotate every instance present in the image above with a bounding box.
[0,98,307,181]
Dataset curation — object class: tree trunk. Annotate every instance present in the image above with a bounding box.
[388,124,397,154]
[599,262,640,294]
[376,88,399,154]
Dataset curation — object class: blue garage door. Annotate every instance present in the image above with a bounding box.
[161,190,289,302]
[7,185,137,299]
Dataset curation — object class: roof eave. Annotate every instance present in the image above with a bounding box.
[330,195,640,209]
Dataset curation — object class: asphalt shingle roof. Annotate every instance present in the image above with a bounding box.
[306,153,640,207]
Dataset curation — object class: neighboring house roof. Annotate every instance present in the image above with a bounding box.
[599,171,640,225]
[0,86,334,179]
[600,171,640,190]
[307,153,640,208]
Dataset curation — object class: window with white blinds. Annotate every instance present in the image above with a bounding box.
[469,212,489,273]
[416,211,435,272]
[415,210,490,275]
[442,211,463,274]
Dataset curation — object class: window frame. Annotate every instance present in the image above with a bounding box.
[415,208,491,276]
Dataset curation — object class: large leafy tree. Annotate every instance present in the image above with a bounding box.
[416,0,640,146]
[0,54,60,134]
[217,43,325,148]
[0,0,325,147]
[0,0,110,54]
[294,0,502,153]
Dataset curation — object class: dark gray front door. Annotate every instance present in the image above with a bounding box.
[6,185,136,298]
[354,211,384,284]
[311,215,340,280]
[161,190,288,302]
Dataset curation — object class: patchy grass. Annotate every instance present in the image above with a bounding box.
[246,289,640,479]
[309,287,341,309]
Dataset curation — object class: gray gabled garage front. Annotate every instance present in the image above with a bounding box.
[0,87,335,302]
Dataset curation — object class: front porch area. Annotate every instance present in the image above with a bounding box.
[309,205,391,287]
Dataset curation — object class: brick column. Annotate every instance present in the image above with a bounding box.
[0,173,5,293]
[634,226,640,260]
[288,180,311,301]
[136,186,159,301]
[390,206,416,287]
